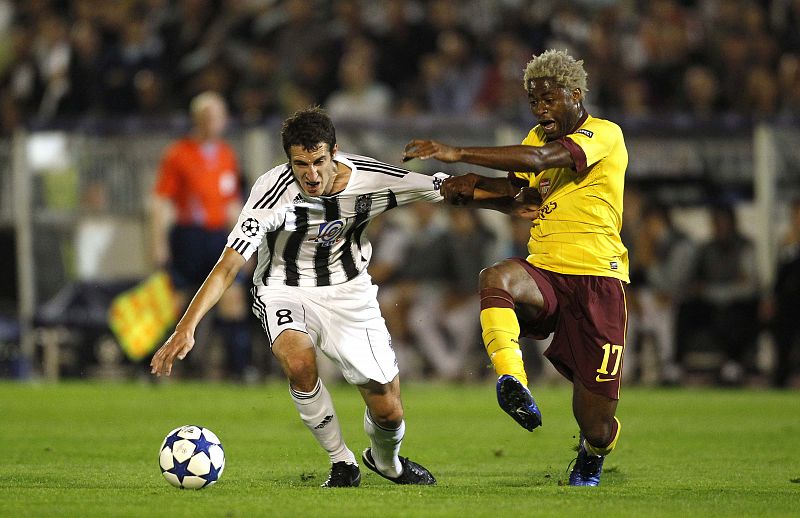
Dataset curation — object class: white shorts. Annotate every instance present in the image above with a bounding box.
[251,274,398,385]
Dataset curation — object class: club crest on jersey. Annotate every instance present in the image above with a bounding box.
[539,178,551,195]
[432,176,444,192]
[576,128,594,138]
[355,194,372,214]
[310,219,345,247]
[241,218,260,238]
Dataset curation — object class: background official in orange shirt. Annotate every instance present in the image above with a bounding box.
[151,91,251,381]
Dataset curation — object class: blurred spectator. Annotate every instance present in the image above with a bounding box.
[777,53,800,117]
[59,20,103,117]
[133,69,172,117]
[261,0,335,103]
[150,91,252,381]
[627,203,695,385]
[420,29,485,114]
[762,197,800,387]
[681,65,721,120]
[425,0,467,34]
[289,51,338,108]
[232,46,282,124]
[328,0,377,50]
[157,0,217,101]
[637,0,693,112]
[373,0,437,93]
[100,12,164,114]
[31,11,71,121]
[1,24,43,123]
[771,0,800,53]
[325,43,393,120]
[678,203,759,385]
[0,89,20,135]
[743,66,780,118]
[474,31,532,120]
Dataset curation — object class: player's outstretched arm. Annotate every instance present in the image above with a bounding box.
[403,139,462,163]
[150,248,246,376]
[404,139,574,173]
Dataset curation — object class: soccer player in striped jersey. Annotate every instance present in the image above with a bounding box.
[403,49,628,486]
[151,107,438,488]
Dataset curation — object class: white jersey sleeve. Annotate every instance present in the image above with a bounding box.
[226,165,294,260]
[389,170,449,206]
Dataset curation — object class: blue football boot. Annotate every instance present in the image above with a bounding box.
[568,438,605,486]
[496,374,542,431]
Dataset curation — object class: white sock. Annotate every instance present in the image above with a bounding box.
[290,379,356,465]
[364,408,404,478]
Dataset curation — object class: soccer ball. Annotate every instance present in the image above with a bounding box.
[158,425,225,489]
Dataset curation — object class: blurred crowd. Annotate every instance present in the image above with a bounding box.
[622,190,800,389]
[2,0,800,135]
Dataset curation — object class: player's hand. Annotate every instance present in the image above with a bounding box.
[440,174,480,205]
[511,187,542,220]
[150,328,195,377]
[403,139,461,163]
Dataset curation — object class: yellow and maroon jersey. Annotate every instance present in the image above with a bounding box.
[512,114,629,282]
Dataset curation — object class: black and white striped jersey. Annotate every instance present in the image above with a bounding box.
[226,152,448,287]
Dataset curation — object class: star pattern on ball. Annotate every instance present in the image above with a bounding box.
[162,433,182,451]
[170,457,192,485]
[206,463,223,484]
[192,434,216,454]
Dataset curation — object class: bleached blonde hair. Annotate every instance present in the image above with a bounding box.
[523,49,588,93]
[190,91,226,117]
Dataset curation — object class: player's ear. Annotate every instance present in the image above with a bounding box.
[571,88,583,102]
[330,143,338,158]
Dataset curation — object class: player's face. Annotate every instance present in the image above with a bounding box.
[289,143,339,197]
[527,78,582,139]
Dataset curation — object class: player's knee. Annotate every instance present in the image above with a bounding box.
[479,263,512,292]
[368,403,404,429]
[281,357,318,391]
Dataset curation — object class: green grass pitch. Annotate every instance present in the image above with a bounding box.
[1,381,798,517]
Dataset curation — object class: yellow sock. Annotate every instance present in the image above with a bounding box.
[585,417,621,456]
[480,307,527,387]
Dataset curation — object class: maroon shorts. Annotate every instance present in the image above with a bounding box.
[511,258,628,400]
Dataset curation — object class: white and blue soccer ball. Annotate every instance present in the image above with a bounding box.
[158,425,225,489]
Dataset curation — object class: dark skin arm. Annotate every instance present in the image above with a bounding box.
[403,139,574,173]
[408,139,573,214]
[452,176,543,219]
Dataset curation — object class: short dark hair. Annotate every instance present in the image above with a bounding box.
[280,106,336,158]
